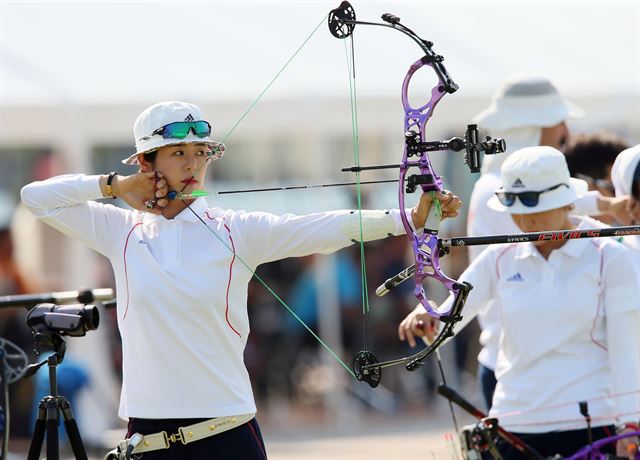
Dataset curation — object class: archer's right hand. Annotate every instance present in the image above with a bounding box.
[101,172,169,214]
[398,303,440,347]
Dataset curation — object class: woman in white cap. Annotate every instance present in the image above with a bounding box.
[467,72,640,412]
[20,101,462,459]
[399,146,640,458]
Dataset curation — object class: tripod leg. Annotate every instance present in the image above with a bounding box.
[27,399,47,460]
[45,397,60,460]
[60,397,88,460]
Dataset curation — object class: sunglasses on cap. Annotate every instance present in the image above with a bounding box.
[139,121,211,142]
[495,183,569,207]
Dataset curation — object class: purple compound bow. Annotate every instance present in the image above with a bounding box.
[566,431,640,460]
[328,1,505,387]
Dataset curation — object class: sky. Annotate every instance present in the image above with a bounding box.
[1,1,639,106]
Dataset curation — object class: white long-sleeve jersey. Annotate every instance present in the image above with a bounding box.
[22,174,409,419]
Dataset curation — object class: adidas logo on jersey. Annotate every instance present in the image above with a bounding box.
[506,273,524,282]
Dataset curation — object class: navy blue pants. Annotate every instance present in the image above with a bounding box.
[496,426,615,459]
[126,417,267,460]
[478,363,497,411]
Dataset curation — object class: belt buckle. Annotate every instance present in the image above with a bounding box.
[164,430,185,445]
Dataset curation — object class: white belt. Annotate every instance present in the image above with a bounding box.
[131,413,255,454]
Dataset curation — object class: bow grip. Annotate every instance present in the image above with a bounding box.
[424,194,441,234]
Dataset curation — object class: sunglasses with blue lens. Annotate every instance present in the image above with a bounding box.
[140,121,211,142]
[496,183,569,207]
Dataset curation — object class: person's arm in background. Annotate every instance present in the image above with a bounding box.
[576,191,640,225]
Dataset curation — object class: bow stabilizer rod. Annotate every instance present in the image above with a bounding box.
[377,225,640,297]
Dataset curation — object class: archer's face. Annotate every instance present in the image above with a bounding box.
[511,206,571,234]
[145,143,210,193]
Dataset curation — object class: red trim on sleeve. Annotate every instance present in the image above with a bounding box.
[121,222,143,320]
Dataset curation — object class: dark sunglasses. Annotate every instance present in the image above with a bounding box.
[575,173,615,195]
[139,121,211,141]
[496,183,569,207]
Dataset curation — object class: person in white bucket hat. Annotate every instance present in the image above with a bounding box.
[611,144,640,251]
[485,146,588,217]
[612,144,640,202]
[21,101,463,459]
[474,73,584,133]
[399,146,640,458]
[466,73,638,412]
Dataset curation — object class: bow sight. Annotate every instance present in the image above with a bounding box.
[405,124,506,191]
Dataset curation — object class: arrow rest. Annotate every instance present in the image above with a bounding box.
[353,350,381,388]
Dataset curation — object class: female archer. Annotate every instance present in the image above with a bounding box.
[399,146,639,459]
[21,101,462,459]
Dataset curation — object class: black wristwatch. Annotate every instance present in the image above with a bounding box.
[105,172,118,199]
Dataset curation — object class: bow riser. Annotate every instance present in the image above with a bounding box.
[398,56,466,321]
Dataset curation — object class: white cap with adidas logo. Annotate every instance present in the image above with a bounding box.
[122,101,225,165]
[487,146,588,214]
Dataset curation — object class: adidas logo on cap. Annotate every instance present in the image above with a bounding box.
[511,178,525,188]
[184,114,195,121]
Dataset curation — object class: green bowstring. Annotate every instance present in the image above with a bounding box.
[193,219,355,378]
[184,12,356,378]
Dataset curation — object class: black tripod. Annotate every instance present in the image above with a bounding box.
[26,333,88,460]
[0,289,107,460]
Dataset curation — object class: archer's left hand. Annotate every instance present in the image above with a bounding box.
[411,190,462,229]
